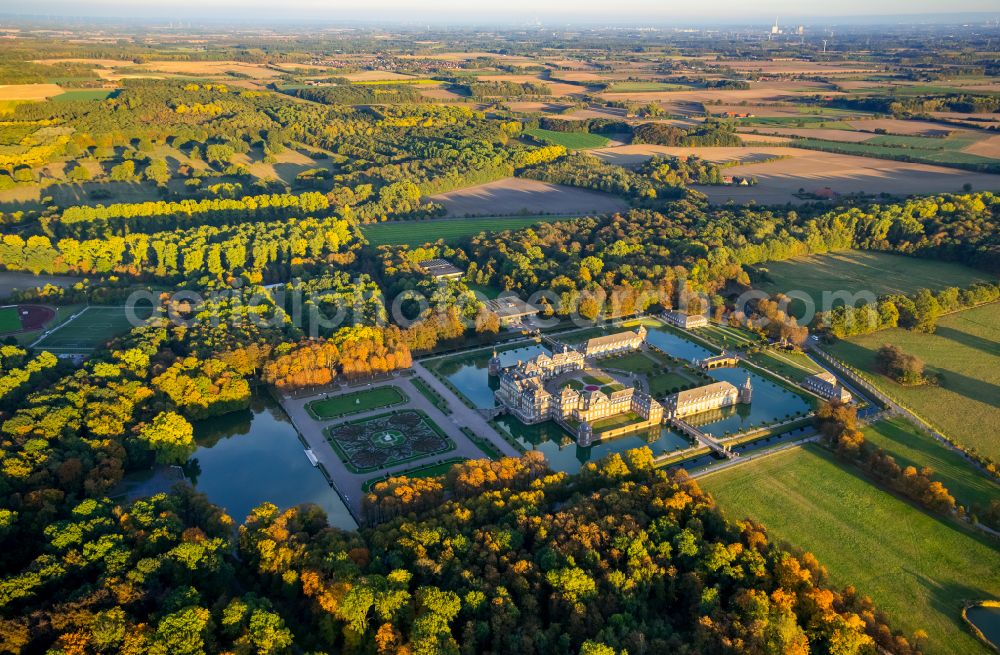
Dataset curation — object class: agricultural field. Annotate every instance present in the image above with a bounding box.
[523,127,610,150]
[826,302,1000,461]
[427,177,628,217]
[360,214,575,247]
[753,250,991,313]
[30,304,155,353]
[863,416,1000,512]
[792,137,999,168]
[602,81,692,92]
[52,89,117,102]
[702,445,1000,655]
[593,143,1000,203]
[0,83,64,100]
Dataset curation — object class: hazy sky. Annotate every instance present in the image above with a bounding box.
[10,0,1000,23]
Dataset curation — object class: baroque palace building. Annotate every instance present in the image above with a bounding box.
[663,377,753,420]
[581,326,647,357]
[492,327,755,446]
[492,330,662,447]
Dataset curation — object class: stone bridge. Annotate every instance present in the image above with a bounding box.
[671,418,737,459]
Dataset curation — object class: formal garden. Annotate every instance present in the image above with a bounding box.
[324,409,454,473]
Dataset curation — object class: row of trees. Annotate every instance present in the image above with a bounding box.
[820,282,1000,338]
[816,403,958,517]
[51,191,331,238]
[0,214,357,280]
[461,80,551,98]
[286,84,425,105]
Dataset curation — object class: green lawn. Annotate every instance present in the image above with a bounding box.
[411,377,451,415]
[524,128,610,150]
[360,215,575,247]
[591,411,642,431]
[863,416,1000,512]
[697,324,761,349]
[702,445,1000,655]
[748,349,825,382]
[864,134,978,150]
[603,352,660,374]
[31,304,154,352]
[0,306,21,333]
[306,386,407,419]
[647,371,698,396]
[827,302,1000,461]
[753,250,992,316]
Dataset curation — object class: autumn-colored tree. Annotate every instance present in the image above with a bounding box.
[139,410,195,464]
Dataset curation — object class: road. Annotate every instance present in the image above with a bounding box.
[409,360,520,458]
[275,370,518,523]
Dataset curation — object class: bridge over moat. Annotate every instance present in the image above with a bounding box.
[671,418,738,459]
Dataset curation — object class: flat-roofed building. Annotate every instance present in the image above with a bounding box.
[803,371,852,403]
[419,258,464,279]
[662,310,709,329]
[484,295,539,327]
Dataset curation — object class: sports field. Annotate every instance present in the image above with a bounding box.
[31,305,153,352]
[754,249,991,314]
[306,386,407,419]
[361,215,576,247]
[0,307,20,333]
[702,445,1000,655]
[827,302,1000,461]
[524,127,610,150]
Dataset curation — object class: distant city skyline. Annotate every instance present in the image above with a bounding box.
[5,0,1000,24]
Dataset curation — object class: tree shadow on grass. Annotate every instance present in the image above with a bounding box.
[934,325,1000,359]
[930,367,1000,408]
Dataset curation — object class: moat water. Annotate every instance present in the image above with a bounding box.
[699,367,812,437]
[967,605,1000,650]
[432,330,812,473]
[643,326,713,361]
[186,394,357,530]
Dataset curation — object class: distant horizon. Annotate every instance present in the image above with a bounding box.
[2,2,999,28]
